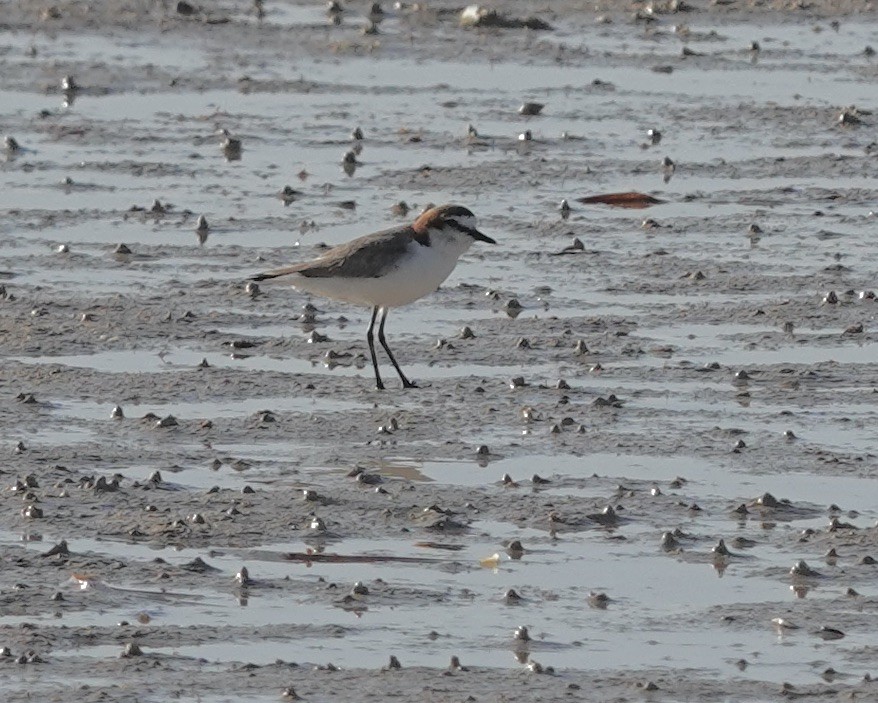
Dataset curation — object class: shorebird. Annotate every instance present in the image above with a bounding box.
[253,204,495,390]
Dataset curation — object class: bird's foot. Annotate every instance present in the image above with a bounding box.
[401,380,419,390]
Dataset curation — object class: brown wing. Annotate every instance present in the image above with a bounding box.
[253,225,418,281]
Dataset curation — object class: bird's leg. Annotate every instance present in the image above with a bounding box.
[367,306,385,390]
[377,307,417,389]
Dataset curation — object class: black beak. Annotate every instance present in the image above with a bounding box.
[471,228,496,245]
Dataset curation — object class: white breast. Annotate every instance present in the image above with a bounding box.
[288,233,473,308]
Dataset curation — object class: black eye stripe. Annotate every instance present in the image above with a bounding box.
[446,219,479,237]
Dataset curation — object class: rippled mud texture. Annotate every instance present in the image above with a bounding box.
[4,0,878,701]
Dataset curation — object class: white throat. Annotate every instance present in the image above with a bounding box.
[431,226,476,260]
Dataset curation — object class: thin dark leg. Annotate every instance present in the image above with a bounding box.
[367,306,384,390]
[377,307,417,389]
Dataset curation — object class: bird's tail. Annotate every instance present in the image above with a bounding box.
[251,264,304,282]
[251,271,281,282]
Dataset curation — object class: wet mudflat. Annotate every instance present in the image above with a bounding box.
[3,0,878,700]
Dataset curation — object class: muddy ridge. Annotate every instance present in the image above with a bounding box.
[2,1,878,701]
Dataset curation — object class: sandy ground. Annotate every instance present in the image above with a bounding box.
[3,0,878,700]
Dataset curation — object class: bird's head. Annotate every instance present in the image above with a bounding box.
[414,205,496,245]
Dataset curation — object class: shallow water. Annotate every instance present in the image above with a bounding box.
[3,6,878,702]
